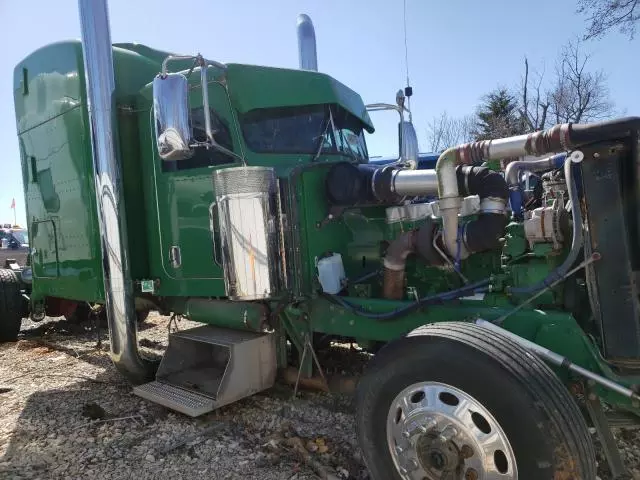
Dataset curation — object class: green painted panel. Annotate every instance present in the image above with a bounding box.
[30,219,58,279]
[225,63,374,133]
[16,60,104,302]
[295,165,385,295]
[13,41,84,134]
[136,58,373,132]
[117,107,150,281]
[13,41,170,303]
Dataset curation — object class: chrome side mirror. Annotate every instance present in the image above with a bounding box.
[399,120,418,164]
[153,73,193,161]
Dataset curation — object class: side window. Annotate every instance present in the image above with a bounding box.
[161,107,235,171]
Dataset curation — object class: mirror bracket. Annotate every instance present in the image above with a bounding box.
[154,54,245,164]
[366,95,419,169]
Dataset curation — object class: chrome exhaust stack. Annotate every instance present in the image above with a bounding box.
[297,14,318,71]
[78,0,155,384]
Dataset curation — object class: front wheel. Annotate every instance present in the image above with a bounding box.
[355,322,596,479]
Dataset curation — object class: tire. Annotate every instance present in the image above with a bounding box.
[355,322,596,480]
[0,269,23,342]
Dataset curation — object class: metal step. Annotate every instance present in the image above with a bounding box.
[133,381,215,417]
[607,411,640,429]
[133,325,276,417]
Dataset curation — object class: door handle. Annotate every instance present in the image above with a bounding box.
[169,245,181,268]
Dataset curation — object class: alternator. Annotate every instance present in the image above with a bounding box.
[523,200,564,249]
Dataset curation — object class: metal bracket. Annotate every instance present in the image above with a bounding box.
[585,386,627,479]
[292,332,329,399]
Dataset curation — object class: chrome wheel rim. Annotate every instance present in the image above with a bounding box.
[386,381,517,479]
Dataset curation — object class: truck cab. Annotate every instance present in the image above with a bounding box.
[12,41,375,317]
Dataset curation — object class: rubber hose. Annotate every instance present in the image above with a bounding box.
[324,278,491,321]
[510,157,583,294]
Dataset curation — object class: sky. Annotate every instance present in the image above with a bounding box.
[0,0,638,226]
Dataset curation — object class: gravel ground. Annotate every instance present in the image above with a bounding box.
[0,313,639,480]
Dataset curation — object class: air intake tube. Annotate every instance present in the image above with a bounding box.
[383,165,508,299]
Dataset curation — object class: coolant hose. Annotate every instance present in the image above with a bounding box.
[510,157,583,294]
[325,278,491,321]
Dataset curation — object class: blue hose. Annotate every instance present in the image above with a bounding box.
[324,278,491,321]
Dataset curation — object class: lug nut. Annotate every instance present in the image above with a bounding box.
[439,425,458,443]
[465,468,478,480]
[419,418,438,433]
[460,444,474,459]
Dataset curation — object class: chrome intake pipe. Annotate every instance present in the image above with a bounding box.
[78,0,155,384]
[391,169,439,196]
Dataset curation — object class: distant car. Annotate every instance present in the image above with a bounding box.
[0,227,29,266]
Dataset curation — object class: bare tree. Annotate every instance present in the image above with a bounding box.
[425,112,474,151]
[549,39,614,124]
[578,0,639,39]
[519,57,550,132]
[516,40,614,130]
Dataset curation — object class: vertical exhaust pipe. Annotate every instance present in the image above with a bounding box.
[297,14,318,71]
[78,0,155,384]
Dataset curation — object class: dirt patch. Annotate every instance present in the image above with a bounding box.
[0,314,638,479]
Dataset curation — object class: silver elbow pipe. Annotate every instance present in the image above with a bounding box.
[78,0,155,384]
[435,148,464,259]
[504,154,565,188]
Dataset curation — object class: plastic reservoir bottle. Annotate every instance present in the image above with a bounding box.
[316,253,346,294]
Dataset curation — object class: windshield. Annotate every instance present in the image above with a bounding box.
[332,107,368,162]
[242,104,329,154]
[10,230,28,245]
[241,104,368,162]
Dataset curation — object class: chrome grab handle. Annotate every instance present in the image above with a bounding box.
[209,201,221,267]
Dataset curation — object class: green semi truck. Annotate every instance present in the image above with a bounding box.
[3,1,640,478]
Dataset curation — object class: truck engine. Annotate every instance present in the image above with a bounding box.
[3,2,640,478]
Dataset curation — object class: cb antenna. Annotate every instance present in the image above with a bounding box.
[402,0,413,120]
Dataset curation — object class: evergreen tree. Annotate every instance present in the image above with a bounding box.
[472,88,525,140]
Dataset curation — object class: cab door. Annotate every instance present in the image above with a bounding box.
[150,83,240,297]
